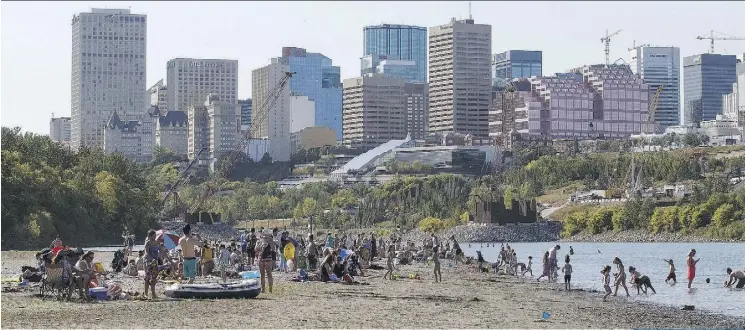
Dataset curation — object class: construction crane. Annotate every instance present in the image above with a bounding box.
[645,85,664,134]
[601,29,623,66]
[161,71,295,220]
[697,30,745,54]
[628,40,650,52]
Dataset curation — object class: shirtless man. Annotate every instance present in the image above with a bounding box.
[725,268,745,288]
[178,224,204,284]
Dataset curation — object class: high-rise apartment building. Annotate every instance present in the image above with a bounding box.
[683,53,737,126]
[166,58,238,113]
[187,100,210,162]
[492,50,542,88]
[630,46,680,128]
[277,47,342,140]
[429,18,492,137]
[50,116,72,143]
[504,65,649,139]
[238,99,252,133]
[722,62,745,125]
[252,60,291,162]
[186,94,239,163]
[342,75,407,150]
[70,8,147,150]
[363,24,427,83]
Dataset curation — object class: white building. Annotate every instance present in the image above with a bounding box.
[428,17,492,137]
[252,59,291,162]
[70,8,147,150]
[245,138,272,161]
[50,116,72,143]
[154,108,188,156]
[630,46,681,128]
[290,94,316,133]
[103,111,152,163]
[147,79,168,112]
[206,95,241,161]
[166,58,238,113]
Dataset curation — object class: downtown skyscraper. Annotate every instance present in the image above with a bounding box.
[630,46,681,128]
[70,8,147,150]
[683,53,738,125]
[428,18,492,137]
[362,24,427,83]
[277,47,343,140]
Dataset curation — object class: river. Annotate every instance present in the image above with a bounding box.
[461,242,744,317]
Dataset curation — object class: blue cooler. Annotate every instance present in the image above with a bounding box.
[240,271,260,279]
[89,287,108,300]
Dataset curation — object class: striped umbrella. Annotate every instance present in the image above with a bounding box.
[155,230,180,250]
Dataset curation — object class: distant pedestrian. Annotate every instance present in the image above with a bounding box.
[562,255,573,290]
[686,249,700,289]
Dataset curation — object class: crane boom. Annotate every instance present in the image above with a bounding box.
[645,85,664,134]
[601,29,622,66]
[188,71,295,214]
[696,30,745,53]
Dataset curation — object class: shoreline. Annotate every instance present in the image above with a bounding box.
[2,251,743,328]
[561,229,741,243]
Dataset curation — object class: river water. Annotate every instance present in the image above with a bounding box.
[87,242,744,317]
[461,242,744,317]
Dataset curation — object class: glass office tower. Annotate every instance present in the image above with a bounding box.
[683,53,737,125]
[280,47,343,140]
[492,50,542,88]
[363,24,427,83]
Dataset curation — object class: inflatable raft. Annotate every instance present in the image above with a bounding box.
[164,279,261,299]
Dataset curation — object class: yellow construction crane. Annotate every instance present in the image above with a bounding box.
[601,29,623,66]
[646,85,664,134]
[696,30,745,54]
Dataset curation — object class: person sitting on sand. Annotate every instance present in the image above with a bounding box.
[476,251,487,273]
[123,258,139,277]
[53,251,74,300]
[725,268,745,288]
[135,250,145,271]
[628,266,656,295]
[663,258,677,284]
[601,265,613,302]
[612,257,630,297]
[74,251,96,300]
[384,245,396,280]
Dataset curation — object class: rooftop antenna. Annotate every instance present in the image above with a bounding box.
[468,2,472,19]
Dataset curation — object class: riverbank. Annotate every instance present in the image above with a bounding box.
[402,223,562,244]
[2,251,743,329]
[561,229,742,243]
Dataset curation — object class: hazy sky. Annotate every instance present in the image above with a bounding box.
[2,1,744,135]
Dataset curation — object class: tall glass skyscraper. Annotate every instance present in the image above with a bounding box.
[363,24,427,83]
[279,47,343,140]
[683,53,737,125]
[492,50,542,88]
[630,46,681,128]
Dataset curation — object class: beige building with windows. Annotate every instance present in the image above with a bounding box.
[290,126,337,151]
[428,18,492,137]
[70,8,147,150]
[252,59,291,162]
[342,75,407,150]
[103,111,152,163]
[187,94,240,163]
[404,83,429,140]
[50,116,72,143]
[167,58,238,113]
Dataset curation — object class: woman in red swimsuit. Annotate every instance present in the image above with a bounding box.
[686,249,699,289]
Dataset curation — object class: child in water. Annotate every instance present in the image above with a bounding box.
[601,265,612,302]
[663,258,677,284]
[562,255,573,291]
[432,246,442,283]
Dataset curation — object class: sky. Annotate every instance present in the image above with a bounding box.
[2,1,744,135]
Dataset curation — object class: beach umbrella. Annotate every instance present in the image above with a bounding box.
[155,230,180,250]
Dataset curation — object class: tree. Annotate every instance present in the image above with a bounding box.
[712,203,736,227]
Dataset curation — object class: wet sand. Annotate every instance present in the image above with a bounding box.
[2,251,743,329]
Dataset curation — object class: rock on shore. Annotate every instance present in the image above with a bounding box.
[403,222,561,244]
[562,229,738,243]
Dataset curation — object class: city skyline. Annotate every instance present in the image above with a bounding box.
[2,1,745,135]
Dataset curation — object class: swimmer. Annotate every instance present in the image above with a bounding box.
[569,246,574,255]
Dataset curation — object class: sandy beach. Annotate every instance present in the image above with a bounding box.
[2,251,743,329]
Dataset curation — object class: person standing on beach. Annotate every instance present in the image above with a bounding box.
[143,230,160,299]
[562,255,573,291]
[523,256,533,277]
[612,257,630,297]
[537,252,550,281]
[686,249,699,289]
[256,231,277,293]
[384,245,395,280]
[663,258,677,284]
[178,224,204,284]
[432,246,442,283]
[548,245,560,281]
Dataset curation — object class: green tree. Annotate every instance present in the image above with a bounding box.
[712,203,736,227]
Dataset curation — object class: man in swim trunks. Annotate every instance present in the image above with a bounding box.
[178,224,204,284]
[725,268,745,288]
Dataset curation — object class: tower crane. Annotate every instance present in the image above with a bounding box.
[696,30,745,54]
[160,71,295,220]
[645,85,664,134]
[601,29,623,66]
[628,40,650,52]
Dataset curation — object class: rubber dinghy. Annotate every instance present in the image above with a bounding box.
[164,279,261,299]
